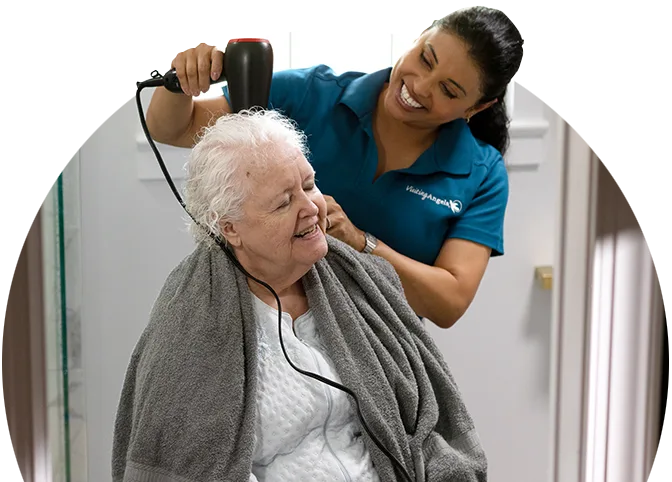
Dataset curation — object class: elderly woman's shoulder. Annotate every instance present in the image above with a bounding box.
[362,250,401,284]
[142,244,222,332]
[125,243,241,369]
[324,236,404,293]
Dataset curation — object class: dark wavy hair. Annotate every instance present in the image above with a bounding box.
[432,7,524,155]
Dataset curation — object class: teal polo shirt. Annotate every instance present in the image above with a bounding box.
[222,65,509,266]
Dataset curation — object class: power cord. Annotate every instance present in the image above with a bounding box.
[135,76,414,482]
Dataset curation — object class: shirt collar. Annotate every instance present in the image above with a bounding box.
[339,67,477,176]
[431,119,477,176]
[339,67,391,120]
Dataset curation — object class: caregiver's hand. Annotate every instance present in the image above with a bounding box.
[324,195,367,252]
[170,43,224,97]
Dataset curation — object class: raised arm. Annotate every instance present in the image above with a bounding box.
[145,43,232,148]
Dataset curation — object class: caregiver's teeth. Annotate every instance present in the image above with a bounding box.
[295,225,317,238]
[401,84,423,108]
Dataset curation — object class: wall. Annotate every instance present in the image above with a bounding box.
[74,32,562,482]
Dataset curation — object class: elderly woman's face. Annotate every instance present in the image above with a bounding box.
[222,147,329,281]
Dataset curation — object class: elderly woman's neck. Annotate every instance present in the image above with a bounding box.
[247,278,309,320]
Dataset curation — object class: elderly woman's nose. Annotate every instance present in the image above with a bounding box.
[306,200,320,216]
[299,194,320,215]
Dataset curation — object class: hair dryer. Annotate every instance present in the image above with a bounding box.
[134,39,413,481]
[134,37,274,209]
[160,38,274,112]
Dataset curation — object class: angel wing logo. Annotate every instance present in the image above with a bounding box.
[448,200,462,214]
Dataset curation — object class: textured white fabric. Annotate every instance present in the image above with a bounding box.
[250,294,380,482]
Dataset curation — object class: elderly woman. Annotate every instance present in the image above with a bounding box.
[112,110,486,482]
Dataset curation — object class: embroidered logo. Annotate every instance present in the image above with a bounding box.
[406,185,462,213]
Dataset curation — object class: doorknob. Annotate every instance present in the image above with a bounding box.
[535,266,553,290]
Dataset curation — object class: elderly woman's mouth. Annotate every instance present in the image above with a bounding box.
[294,224,319,239]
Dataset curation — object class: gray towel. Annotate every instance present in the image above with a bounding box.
[112,236,487,482]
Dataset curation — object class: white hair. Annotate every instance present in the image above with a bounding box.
[184,109,310,246]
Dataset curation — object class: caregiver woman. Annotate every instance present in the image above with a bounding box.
[145,6,525,328]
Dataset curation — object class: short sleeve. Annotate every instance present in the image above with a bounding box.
[447,158,509,256]
[221,67,316,119]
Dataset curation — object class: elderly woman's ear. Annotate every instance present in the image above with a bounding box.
[220,221,242,248]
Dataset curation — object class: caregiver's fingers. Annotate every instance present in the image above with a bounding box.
[171,43,223,97]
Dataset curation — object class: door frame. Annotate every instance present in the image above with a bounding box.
[549,121,666,482]
[2,208,51,482]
